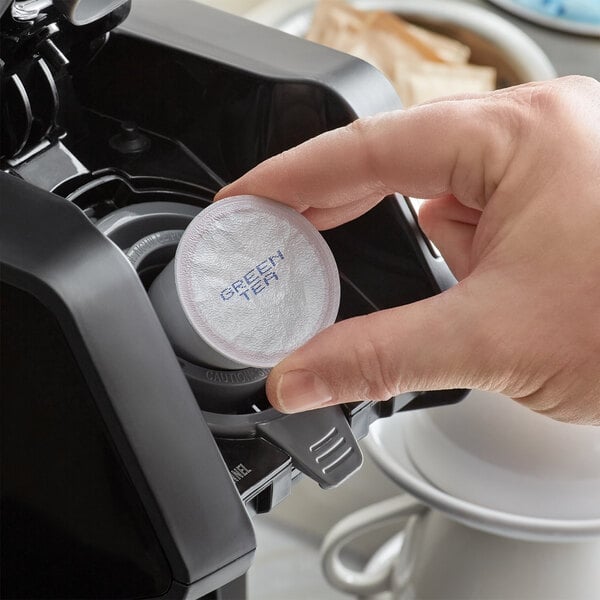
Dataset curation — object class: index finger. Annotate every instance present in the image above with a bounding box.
[215,96,514,227]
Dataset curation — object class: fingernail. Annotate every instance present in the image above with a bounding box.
[276,370,333,413]
[213,186,230,201]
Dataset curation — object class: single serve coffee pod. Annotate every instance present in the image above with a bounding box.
[149,195,341,370]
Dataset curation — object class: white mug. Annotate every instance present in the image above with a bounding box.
[321,500,600,600]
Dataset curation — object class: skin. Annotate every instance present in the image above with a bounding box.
[215,76,600,425]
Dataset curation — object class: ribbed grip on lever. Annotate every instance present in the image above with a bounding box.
[257,406,363,489]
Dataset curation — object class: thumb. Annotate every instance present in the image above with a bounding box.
[266,282,501,413]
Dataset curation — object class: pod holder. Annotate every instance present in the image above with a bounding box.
[84,173,367,494]
[82,171,464,497]
[83,178,272,419]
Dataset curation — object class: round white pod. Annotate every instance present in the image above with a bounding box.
[173,195,340,368]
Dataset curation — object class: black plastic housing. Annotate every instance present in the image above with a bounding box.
[1,174,256,599]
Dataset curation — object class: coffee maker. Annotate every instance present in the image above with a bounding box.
[0,1,466,597]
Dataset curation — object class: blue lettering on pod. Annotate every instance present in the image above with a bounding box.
[220,250,285,302]
[264,272,278,286]
[232,279,247,293]
[220,287,235,301]
[251,280,266,295]
[244,269,259,285]
[269,249,284,266]
[256,260,272,276]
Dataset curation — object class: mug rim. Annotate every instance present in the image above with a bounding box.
[365,409,600,542]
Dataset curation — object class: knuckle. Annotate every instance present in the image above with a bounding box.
[477,77,595,183]
[529,83,566,116]
[351,316,399,401]
[520,393,587,425]
[346,117,389,195]
[347,115,373,138]
[529,364,600,426]
[524,76,596,122]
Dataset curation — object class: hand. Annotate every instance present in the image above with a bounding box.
[216,76,600,425]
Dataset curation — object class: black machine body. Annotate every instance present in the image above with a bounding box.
[0,1,467,598]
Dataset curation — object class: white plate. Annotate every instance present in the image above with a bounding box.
[253,0,557,84]
[487,0,600,37]
[365,408,600,542]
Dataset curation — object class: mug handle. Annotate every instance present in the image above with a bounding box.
[320,495,427,597]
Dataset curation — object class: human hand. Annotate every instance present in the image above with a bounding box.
[216,76,600,425]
